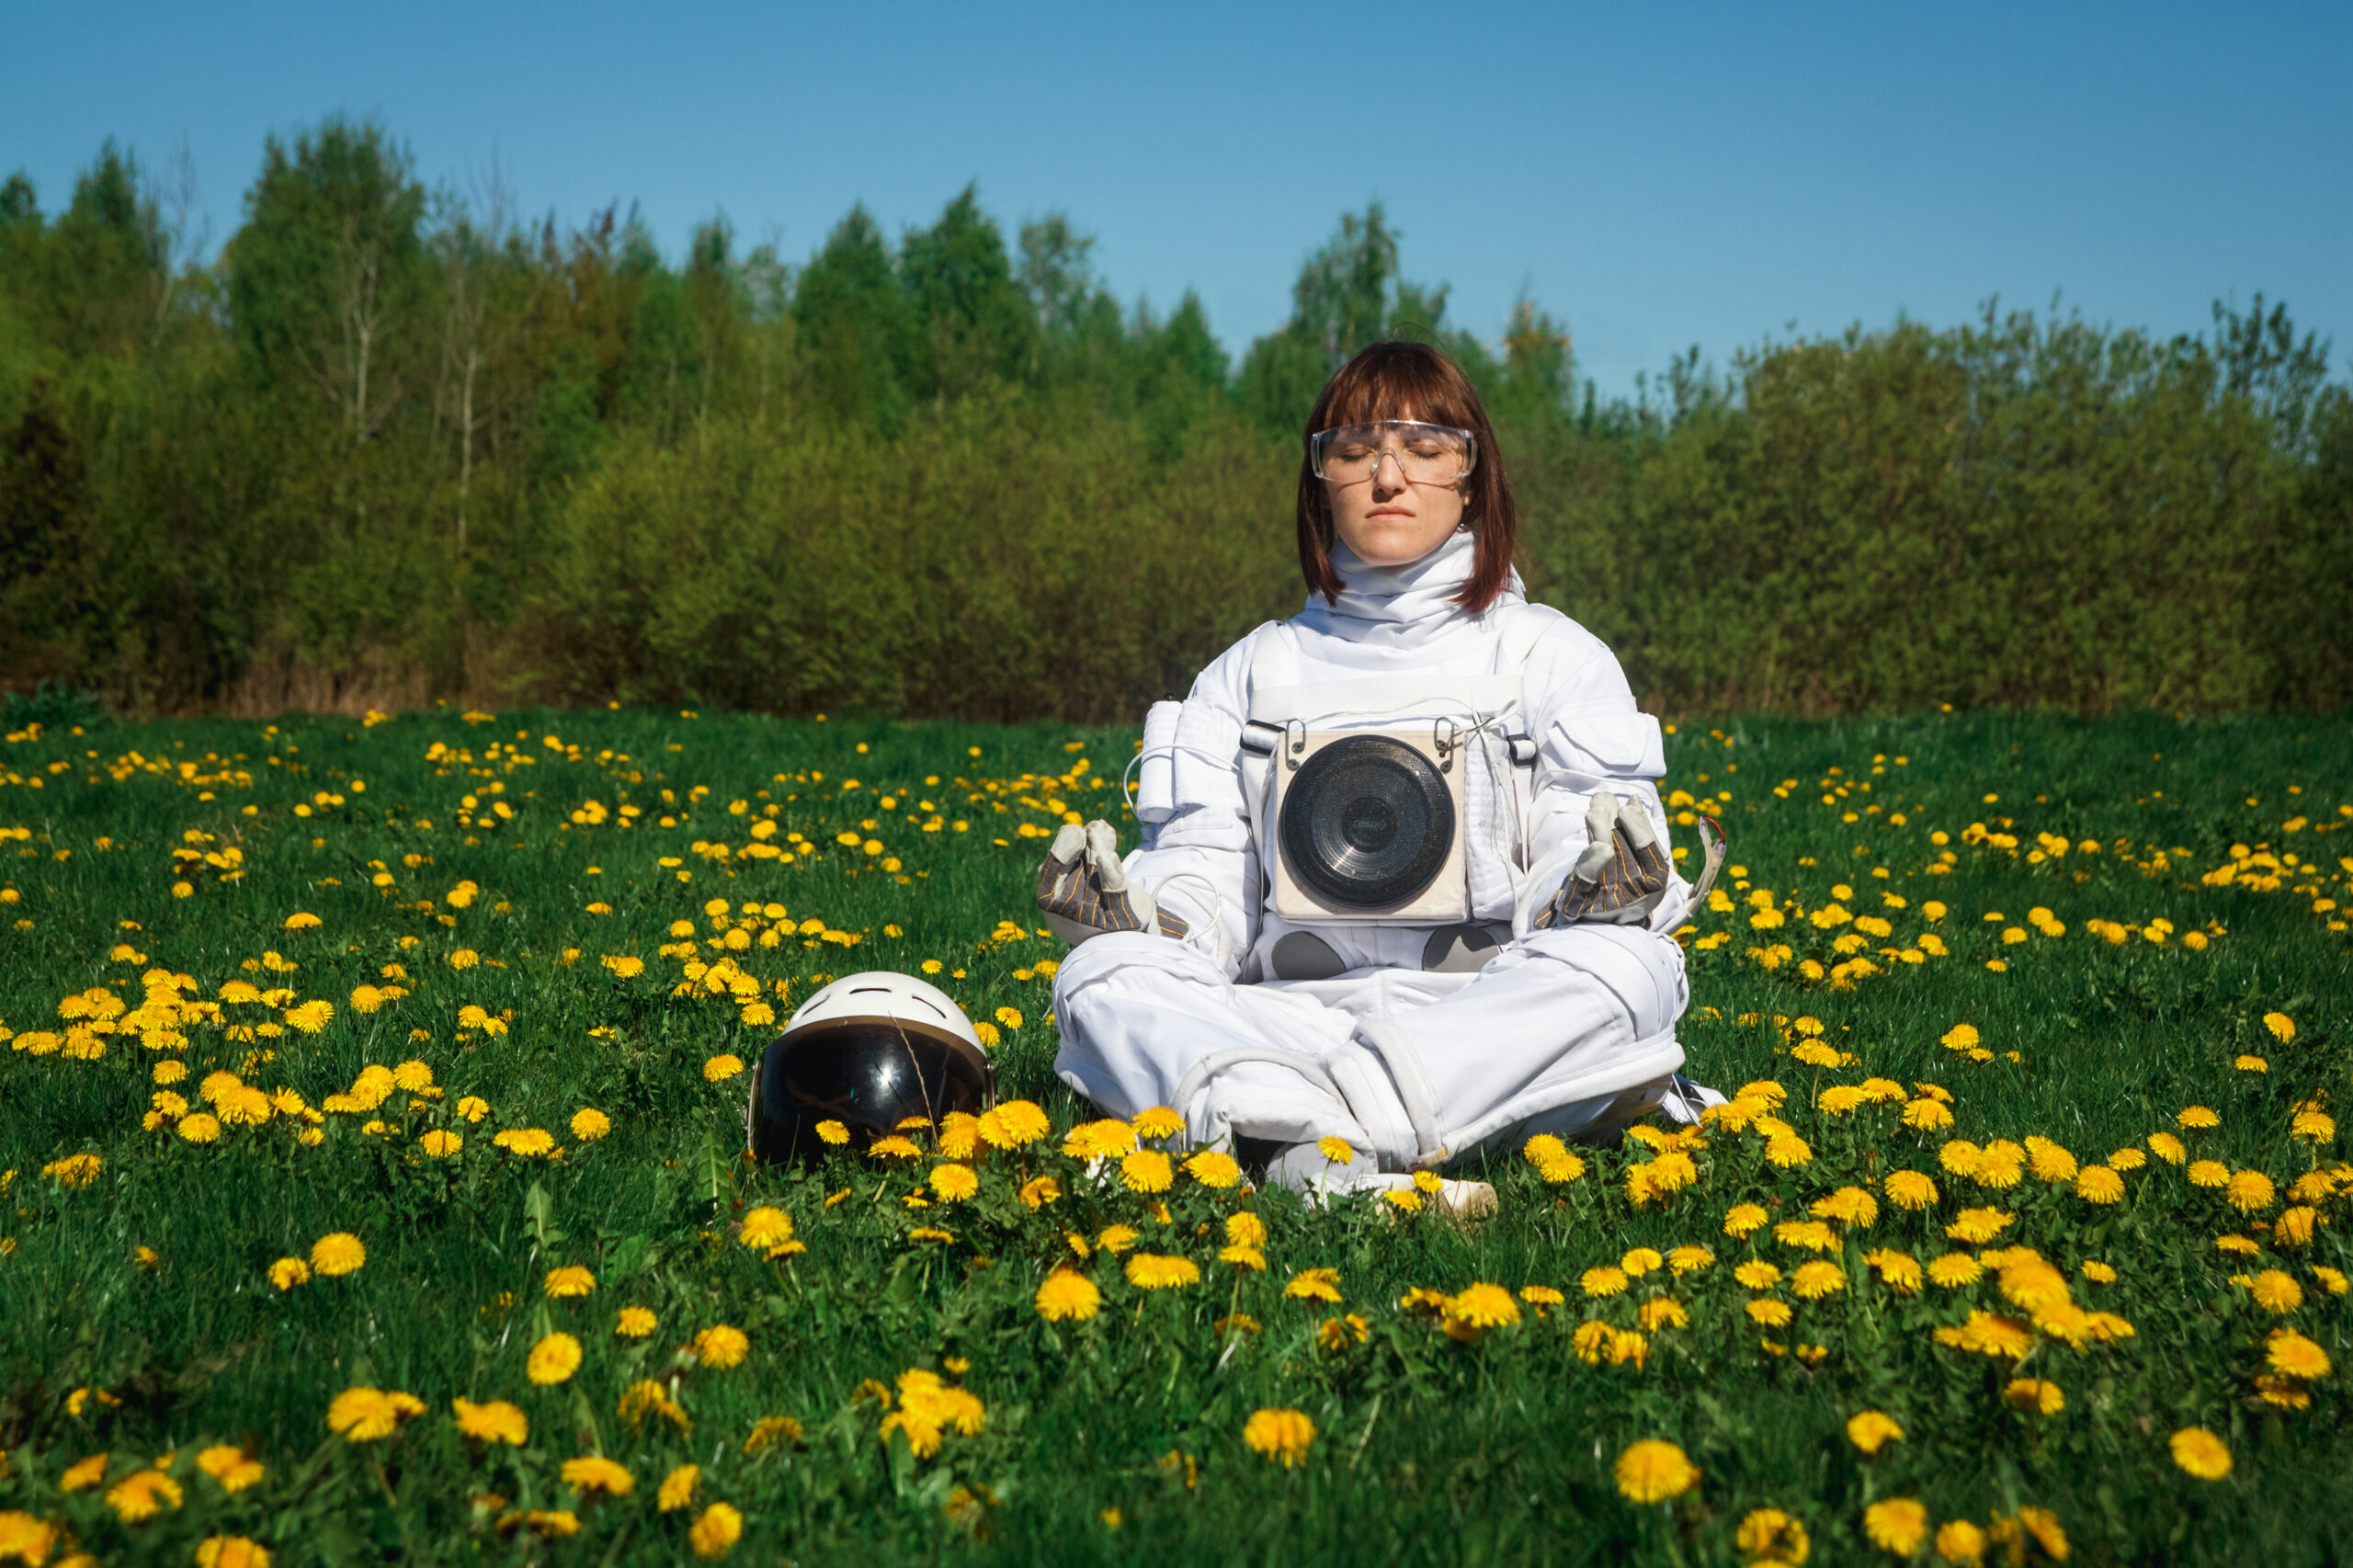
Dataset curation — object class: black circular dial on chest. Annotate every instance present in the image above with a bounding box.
[1279,734,1454,909]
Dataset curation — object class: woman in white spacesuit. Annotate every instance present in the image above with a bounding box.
[1038,340,1719,1204]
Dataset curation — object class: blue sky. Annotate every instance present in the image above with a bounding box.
[6,1,2347,397]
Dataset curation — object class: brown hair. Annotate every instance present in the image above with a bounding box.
[1295,339,1518,614]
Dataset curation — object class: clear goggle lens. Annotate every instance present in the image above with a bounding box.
[1310,420,1476,485]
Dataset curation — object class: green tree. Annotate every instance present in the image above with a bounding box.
[225,118,428,439]
[901,186,1035,404]
[792,205,912,433]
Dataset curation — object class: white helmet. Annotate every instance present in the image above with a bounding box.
[745,971,994,1163]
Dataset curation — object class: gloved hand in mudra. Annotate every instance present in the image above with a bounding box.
[1536,789,1671,927]
[1037,820,1190,945]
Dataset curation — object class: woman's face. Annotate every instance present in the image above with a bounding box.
[1324,414,1469,567]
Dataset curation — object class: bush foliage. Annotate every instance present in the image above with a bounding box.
[2,122,2347,719]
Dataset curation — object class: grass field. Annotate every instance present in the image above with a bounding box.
[2,703,2348,1566]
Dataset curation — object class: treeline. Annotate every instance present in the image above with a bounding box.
[2,119,2347,720]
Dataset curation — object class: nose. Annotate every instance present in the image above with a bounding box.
[1370,448,1408,490]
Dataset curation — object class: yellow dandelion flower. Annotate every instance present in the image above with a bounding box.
[929,1164,980,1202]
[1636,1295,1688,1331]
[1061,1119,1136,1158]
[1520,1284,1566,1308]
[616,1306,657,1338]
[689,1502,744,1559]
[196,1444,267,1492]
[1285,1267,1343,1302]
[560,1456,633,1497]
[702,1054,745,1083]
[1581,1266,1630,1299]
[1119,1150,1174,1194]
[977,1099,1051,1149]
[2025,1138,2078,1183]
[1903,1098,1955,1131]
[492,1128,557,1157]
[2263,1012,2295,1043]
[570,1108,611,1142]
[2188,1158,2230,1188]
[1124,1253,1199,1290]
[2267,1327,2330,1380]
[1775,1219,1839,1252]
[1932,1310,2033,1359]
[1734,1261,1782,1290]
[326,1386,426,1441]
[1885,1170,1939,1210]
[1096,1224,1140,1254]
[1864,1498,1928,1554]
[739,1207,797,1254]
[310,1233,366,1277]
[1946,1208,2015,1244]
[2004,1378,2064,1415]
[658,1464,700,1511]
[2248,1270,2303,1313]
[2075,1165,2126,1204]
[1226,1211,1267,1247]
[268,1256,311,1290]
[1019,1175,1063,1209]
[2148,1131,2186,1164]
[1667,1245,1715,1275]
[1935,1519,1987,1564]
[1790,1260,1847,1300]
[1846,1410,1904,1455]
[1446,1282,1522,1331]
[1745,1296,1794,1328]
[544,1265,597,1299]
[1864,1249,1925,1294]
[106,1469,183,1522]
[194,1537,271,1568]
[1035,1269,1102,1322]
[2178,1105,2220,1130]
[419,1129,463,1157]
[1723,1203,1768,1238]
[1244,1407,1315,1467]
[528,1332,584,1385]
[1735,1508,1808,1565]
[693,1324,750,1369]
[453,1397,529,1446]
[1220,1243,1267,1271]
[1129,1104,1183,1140]
[1315,1135,1354,1164]
[2226,1168,2276,1213]
[1613,1438,1699,1503]
[1621,1246,1665,1277]
[2169,1426,2231,1480]
[1185,1149,1242,1188]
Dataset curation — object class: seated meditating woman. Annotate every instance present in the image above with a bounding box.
[1037,340,1720,1206]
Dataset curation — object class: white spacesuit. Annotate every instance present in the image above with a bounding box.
[1048,529,1712,1190]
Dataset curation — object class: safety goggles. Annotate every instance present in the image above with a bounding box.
[1308,420,1477,486]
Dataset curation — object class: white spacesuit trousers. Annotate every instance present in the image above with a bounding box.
[1051,920,1691,1172]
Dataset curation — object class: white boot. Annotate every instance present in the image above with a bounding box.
[1265,1142,1495,1220]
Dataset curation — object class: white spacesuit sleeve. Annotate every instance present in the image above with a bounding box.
[1117,632,1260,978]
[1515,624,1688,936]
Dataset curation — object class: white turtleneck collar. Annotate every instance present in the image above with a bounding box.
[1289,529,1526,660]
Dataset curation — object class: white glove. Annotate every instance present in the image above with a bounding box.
[1036,820,1189,946]
[1536,790,1671,927]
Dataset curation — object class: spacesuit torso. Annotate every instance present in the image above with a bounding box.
[1129,530,1691,980]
